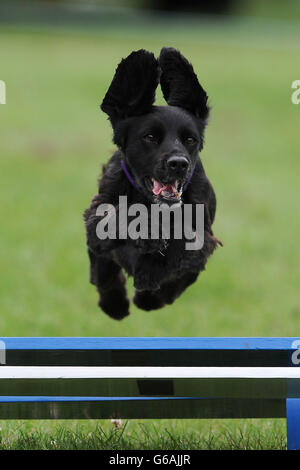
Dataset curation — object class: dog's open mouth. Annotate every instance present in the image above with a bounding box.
[145,178,183,202]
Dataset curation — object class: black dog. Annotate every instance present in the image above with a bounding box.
[84,47,221,320]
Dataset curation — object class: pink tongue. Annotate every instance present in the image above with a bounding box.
[152,180,176,196]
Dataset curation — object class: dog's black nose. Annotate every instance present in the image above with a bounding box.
[167,156,189,175]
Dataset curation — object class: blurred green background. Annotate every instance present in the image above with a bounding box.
[0,0,300,337]
[0,0,300,451]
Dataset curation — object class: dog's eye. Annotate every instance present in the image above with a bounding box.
[185,137,197,145]
[143,134,156,143]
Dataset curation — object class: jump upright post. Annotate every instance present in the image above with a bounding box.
[0,337,300,450]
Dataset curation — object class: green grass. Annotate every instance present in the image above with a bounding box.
[0,419,286,450]
[0,13,299,449]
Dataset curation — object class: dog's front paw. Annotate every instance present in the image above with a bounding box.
[99,289,130,320]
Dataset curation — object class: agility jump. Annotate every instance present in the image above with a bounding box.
[0,337,300,450]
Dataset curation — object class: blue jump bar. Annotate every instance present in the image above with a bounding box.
[0,396,202,402]
[1,337,299,350]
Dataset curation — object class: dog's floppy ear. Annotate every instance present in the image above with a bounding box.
[101,49,159,126]
[159,47,209,121]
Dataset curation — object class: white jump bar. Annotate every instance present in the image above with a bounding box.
[1,366,300,399]
[0,366,300,379]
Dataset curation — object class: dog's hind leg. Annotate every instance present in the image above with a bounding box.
[158,272,199,306]
[133,272,199,312]
[133,289,165,311]
[89,250,130,320]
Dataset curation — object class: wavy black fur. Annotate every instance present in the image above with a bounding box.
[101,49,160,126]
[159,47,209,120]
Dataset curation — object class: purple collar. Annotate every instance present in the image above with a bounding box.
[121,159,194,194]
[121,159,142,192]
